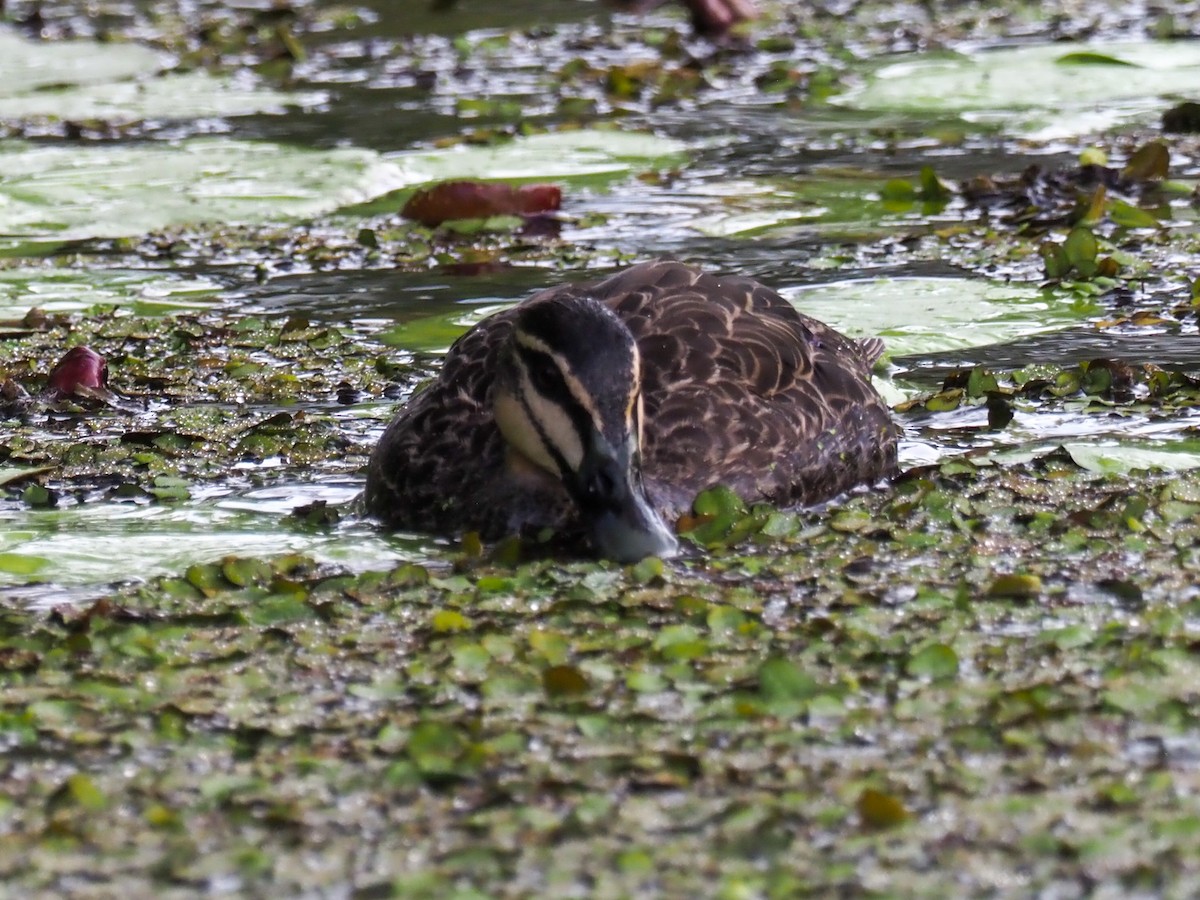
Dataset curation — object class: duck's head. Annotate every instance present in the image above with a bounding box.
[493,294,679,562]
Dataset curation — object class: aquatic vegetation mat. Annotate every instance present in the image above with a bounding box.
[5,458,1200,894]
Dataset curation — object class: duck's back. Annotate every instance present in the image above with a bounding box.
[587,261,899,517]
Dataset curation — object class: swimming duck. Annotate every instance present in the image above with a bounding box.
[365,260,899,561]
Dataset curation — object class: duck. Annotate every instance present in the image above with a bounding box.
[365,260,899,561]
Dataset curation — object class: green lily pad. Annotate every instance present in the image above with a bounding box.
[0,268,224,317]
[0,27,320,123]
[0,27,161,95]
[1063,441,1200,475]
[0,138,408,250]
[786,276,1098,358]
[842,41,1200,137]
[388,129,686,188]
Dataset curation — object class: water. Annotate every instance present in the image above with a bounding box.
[3,2,1200,599]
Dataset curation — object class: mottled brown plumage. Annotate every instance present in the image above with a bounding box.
[365,260,899,548]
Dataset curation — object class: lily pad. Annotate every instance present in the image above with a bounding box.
[0,139,408,250]
[785,276,1098,358]
[388,129,686,187]
[842,41,1200,137]
[0,498,413,592]
[1063,441,1200,475]
[0,269,225,317]
[0,28,320,123]
[0,27,162,95]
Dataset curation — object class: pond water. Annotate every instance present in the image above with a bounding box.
[2,1,1200,602]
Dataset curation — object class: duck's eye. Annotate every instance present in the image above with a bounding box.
[523,353,561,396]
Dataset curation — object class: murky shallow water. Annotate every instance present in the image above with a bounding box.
[3,2,1200,600]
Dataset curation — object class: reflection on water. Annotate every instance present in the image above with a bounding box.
[0,478,439,605]
[894,329,1200,384]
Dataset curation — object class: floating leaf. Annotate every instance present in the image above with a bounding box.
[20,484,52,507]
[918,165,951,203]
[758,657,821,703]
[542,665,590,698]
[185,563,227,596]
[1055,51,1140,67]
[629,555,665,584]
[0,139,406,249]
[528,630,571,666]
[987,574,1043,599]
[1109,200,1160,229]
[406,722,466,776]
[402,181,561,226]
[1065,442,1200,474]
[857,788,910,829]
[0,553,49,576]
[881,178,917,203]
[1122,141,1170,180]
[1063,227,1098,273]
[149,475,191,502]
[906,643,960,680]
[66,773,107,812]
[431,610,472,633]
[221,557,273,588]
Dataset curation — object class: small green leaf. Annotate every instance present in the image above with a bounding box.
[221,557,272,587]
[431,610,472,633]
[692,485,746,519]
[244,595,315,625]
[0,553,49,576]
[66,773,107,811]
[1055,50,1140,67]
[906,643,959,680]
[528,630,571,665]
[150,475,191,501]
[1109,200,1160,229]
[407,721,466,775]
[1063,227,1098,269]
[758,657,820,703]
[880,178,917,203]
[629,555,665,584]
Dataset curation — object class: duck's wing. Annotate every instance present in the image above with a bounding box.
[364,308,518,534]
[590,260,898,514]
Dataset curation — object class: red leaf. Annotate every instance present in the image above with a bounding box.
[402,181,562,226]
[48,346,108,399]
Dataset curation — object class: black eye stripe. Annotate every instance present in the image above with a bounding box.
[518,348,564,396]
[517,347,570,404]
[513,345,601,474]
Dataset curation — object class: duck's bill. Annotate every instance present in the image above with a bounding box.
[590,489,679,563]
[574,431,679,563]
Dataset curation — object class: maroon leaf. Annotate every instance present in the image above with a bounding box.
[48,346,108,399]
[402,181,562,226]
